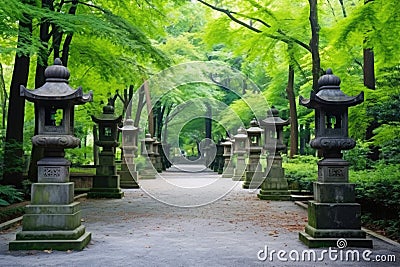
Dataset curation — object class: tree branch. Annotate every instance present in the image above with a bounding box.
[197,0,310,52]
[197,0,262,33]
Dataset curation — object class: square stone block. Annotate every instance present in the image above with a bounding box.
[31,183,74,205]
[96,165,117,176]
[22,210,82,231]
[314,182,355,203]
[317,159,349,183]
[38,165,70,183]
[25,202,81,215]
[307,201,361,229]
[266,167,284,179]
[92,175,120,188]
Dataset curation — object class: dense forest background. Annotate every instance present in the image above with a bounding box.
[0,0,399,185]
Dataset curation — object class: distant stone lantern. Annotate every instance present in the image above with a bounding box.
[119,118,139,189]
[10,58,92,251]
[88,104,124,199]
[298,68,372,248]
[221,137,234,178]
[243,119,264,189]
[152,138,163,173]
[258,106,291,200]
[232,127,248,181]
[139,133,157,179]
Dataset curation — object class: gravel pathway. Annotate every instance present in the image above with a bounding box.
[0,164,399,266]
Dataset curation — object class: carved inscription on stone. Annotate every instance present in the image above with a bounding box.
[328,167,344,178]
[43,167,62,178]
[44,125,64,133]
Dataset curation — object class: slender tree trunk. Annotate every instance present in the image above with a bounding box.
[28,0,54,183]
[363,0,378,160]
[0,63,8,130]
[2,9,33,187]
[363,48,375,90]
[308,0,322,91]
[286,64,298,158]
[205,103,212,141]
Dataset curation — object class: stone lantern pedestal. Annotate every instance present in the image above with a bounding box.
[119,119,139,189]
[213,142,224,174]
[243,119,264,189]
[258,107,291,200]
[298,69,372,248]
[10,59,92,251]
[139,134,157,179]
[153,138,163,173]
[232,127,247,181]
[88,105,123,199]
[221,138,234,178]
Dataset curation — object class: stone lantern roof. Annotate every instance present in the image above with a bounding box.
[234,126,247,139]
[91,105,122,123]
[20,58,92,104]
[119,118,138,132]
[299,68,363,108]
[246,119,263,134]
[221,137,233,146]
[261,106,290,127]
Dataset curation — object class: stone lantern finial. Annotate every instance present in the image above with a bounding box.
[44,58,71,83]
[317,68,341,90]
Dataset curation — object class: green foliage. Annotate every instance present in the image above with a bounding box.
[343,140,373,171]
[350,164,400,241]
[282,155,318,192]
[0,185,24,206]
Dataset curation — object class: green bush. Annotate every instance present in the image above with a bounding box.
[343,140,373,171]
[0,185,24,206]
[283,155,317,192]
[351,164,400,241]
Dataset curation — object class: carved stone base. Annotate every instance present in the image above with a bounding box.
[242,171,264,189]
[88,175,124,199]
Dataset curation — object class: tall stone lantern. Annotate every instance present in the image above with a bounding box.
[139,133,157,179]
[232,127,248,181]
[88,104,124,198]
[298,69,372,248]
[258,106,291,200]
[243,119,264,189]
[10,58,92,251]
[221,137,234,178]
[119,118,139,189]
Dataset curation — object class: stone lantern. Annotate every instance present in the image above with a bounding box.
[88,104,123,199]
[139,133,157,179]
[119,118,139,189]
[10,58,92,251]
[243,119,264,189]
[232,127,248,181]
[258,106,291,200]
[214,140,225,174]
[221,137,234,178]
[152,138,163,173]
[298,69,372,248]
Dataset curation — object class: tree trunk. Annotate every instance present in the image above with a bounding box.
[286,65,298,158]
[2,11,33,187]
[0,63,8,130]
[205,103,212,141]
[308,0,322,91]
[363,48,375,89]
[28,0,54,183]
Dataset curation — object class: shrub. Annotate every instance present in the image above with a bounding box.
[343,140,373,170]
[283,155,317,192]
[0,185,24,206]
